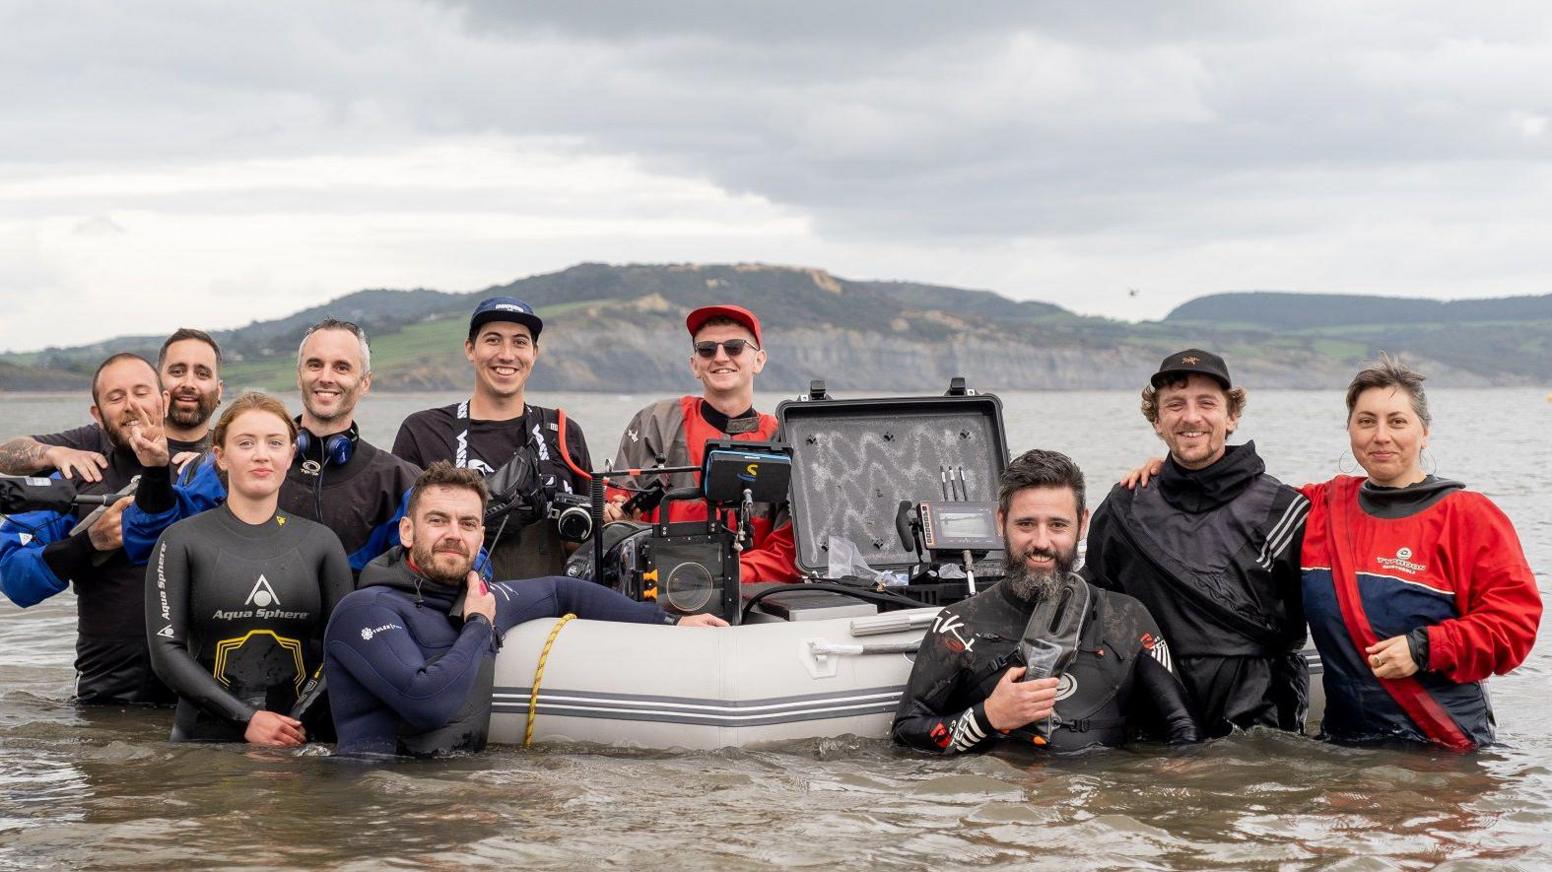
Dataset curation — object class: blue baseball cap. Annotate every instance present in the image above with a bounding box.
[469,296,543,340]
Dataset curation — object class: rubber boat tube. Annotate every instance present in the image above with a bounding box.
[490,608,1327,749]
[490,608,940,749]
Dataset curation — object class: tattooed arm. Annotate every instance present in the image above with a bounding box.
[0,436,108,482]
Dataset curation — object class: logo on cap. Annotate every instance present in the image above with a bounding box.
[1180,355,1199,365]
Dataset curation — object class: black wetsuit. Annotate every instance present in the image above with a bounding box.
[892,577,1200,753]
[392,402,592,579]
[1082,442,1310,737]
[0,422,202,705]
[146,505,352,742]
[324,547,674,757]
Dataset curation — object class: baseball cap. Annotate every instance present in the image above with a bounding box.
[1150,348,1232,390]
[469,296,543,341]
[686,304,762,347]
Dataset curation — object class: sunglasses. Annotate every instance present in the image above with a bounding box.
[694,339,760,358]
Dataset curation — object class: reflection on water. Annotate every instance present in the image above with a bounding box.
[2,388,1549,869]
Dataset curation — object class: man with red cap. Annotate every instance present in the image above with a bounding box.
[604,305,798,582]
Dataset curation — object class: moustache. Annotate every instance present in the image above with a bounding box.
[1018,546,1059,563]
[433,544,469,557]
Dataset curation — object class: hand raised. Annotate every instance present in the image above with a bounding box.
[126,402,170,468]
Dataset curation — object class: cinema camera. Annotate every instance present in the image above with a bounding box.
[574,440,792,624]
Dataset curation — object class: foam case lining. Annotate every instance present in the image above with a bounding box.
[776,392,1010,578]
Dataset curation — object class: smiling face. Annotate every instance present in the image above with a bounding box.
[1348,386,1429,487]
[90,357,163,449]
[297,328,371,428]
[213,408,294,500]
[1152,373,1238,470]
[997,485,1088,601]
[160,338,222,431]
[465,321,538,402]
[400,484,485,585]
[689,322,765,398]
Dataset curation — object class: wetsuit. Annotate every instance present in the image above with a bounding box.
[1082,442,1309,736]
[146,505,351,742]
[0,422,203,705]
[1300,475,1541,749]
[324,547,677,757]
[123,430,418,575]
[392,401,592,580]
[609,396,798,582]
[893,576,1200,753]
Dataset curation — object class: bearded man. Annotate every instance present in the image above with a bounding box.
[892,449,1200,753]
[0,353,182,704]
[322,462,724,757]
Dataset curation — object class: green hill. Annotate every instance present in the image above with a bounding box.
[3,265,1549,392]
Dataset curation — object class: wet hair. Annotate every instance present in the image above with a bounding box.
[1140,377,1248,424]
[157,328,223,369]
[209,393,297,487]
[90,352,158,407]
[409,461,490,516]
[999,448,1086,519]
[1345,352,1431,428]
[297,318,371,374]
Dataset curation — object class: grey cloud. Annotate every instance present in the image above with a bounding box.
[4,1,1552,286]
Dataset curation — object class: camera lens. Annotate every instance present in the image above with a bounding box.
[663,561,714,612]
[556,505,593,542]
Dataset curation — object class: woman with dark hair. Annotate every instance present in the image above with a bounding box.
[142,392,352,746]
[1296,356,1540,749]
[1126,356,1541,749]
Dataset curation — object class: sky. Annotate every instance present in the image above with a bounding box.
[3,1,1551,352]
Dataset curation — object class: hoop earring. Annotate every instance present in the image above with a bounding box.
[1421,448,1437,476]
[1336,451,1356,475]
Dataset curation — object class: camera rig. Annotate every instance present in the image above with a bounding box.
[582,440,793,624]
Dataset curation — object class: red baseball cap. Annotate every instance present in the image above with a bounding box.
[686,304,762,347]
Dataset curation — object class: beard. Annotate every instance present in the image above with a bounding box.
[166,388,220,429]
[1003,542,1079,603]
[410,537,474,586]
[100,413,140,450]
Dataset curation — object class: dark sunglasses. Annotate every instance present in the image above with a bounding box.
[694,339,759,358]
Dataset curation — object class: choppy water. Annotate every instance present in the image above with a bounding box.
[2,387,1549,870]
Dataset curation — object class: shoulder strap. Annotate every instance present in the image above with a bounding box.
[1323,477,1472,749]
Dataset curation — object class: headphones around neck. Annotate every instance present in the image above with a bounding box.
[295,422,358,468]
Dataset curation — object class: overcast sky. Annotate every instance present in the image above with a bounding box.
[3,1,1550,352]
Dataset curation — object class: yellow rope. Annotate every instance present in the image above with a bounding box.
[524,612,577,747]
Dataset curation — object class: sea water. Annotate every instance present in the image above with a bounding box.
[0,388,1548,870]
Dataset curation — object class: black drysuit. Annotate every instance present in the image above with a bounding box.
[1082,442,1309,737]
[145,505,352,742]
[892,577,1200,753]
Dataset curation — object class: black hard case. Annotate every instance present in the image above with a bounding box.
[775,391,1011,585]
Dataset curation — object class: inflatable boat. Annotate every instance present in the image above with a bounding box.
[490,607,1326,749]
[490,607,937,749]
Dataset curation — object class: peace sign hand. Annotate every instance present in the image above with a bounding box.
[126,398,170,468]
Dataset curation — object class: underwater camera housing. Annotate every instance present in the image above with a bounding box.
[575,441,793,623]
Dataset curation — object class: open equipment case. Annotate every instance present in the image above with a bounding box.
[745,377,1011,621]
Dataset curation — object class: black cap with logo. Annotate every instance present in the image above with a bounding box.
[1150,348,1231,390]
